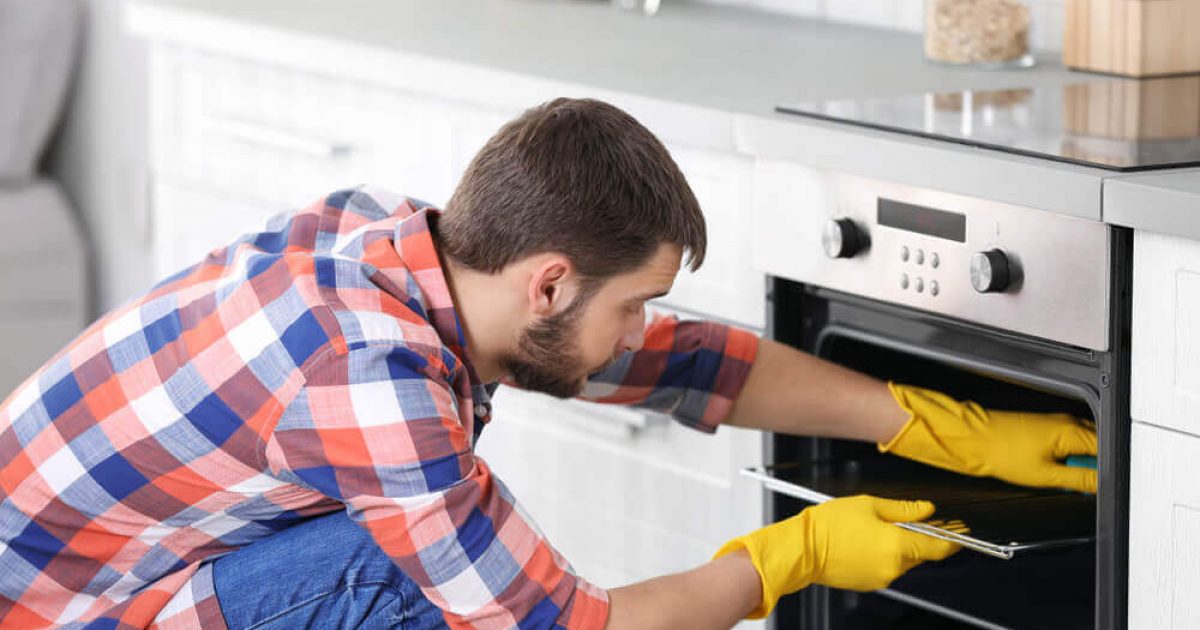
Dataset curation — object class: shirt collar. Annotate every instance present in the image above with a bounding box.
[391,209,493,425]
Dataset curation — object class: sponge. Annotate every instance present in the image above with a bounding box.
[1065,455,1097,470]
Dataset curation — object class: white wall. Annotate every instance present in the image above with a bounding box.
[698,0,1067,52]
[48,0,152,314]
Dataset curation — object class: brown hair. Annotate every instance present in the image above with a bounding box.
[437,98,706,284]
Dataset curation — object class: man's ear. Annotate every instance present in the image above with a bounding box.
[527,253,579,316]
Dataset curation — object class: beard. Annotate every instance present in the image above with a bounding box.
[502,292,593,399]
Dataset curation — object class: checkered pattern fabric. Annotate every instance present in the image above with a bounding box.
[0,186,759,629]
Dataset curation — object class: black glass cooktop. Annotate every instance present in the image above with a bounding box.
[777,75,1200,171]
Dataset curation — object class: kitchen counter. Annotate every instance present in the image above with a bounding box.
[129,0,1193,231]
[131,0,1084,113]
[1106,169,1200,240]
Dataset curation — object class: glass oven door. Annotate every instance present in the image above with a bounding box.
[762,278,1129,630]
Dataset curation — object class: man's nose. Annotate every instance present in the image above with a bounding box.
[621,323,645,354]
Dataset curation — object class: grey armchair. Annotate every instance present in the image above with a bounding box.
[0,0,89,395]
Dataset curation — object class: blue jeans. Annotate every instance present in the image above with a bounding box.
[212,511,450,629]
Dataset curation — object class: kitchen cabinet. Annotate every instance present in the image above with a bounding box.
[146,45,503,277]
[1130,230,1200,439]
[1128,229,1200,629]
[1127,421,1200,629]
[145,44,763,327]
[139,27,766,613]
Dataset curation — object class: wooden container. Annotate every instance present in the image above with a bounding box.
[1064,0,1200,77]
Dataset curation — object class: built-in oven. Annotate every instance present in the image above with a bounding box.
[750,163,1131,630]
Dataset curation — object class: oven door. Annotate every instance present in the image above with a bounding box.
[762,278,1129,630]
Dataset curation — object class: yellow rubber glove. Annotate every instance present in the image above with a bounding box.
[713,495,959,619]
[882,382,1098,493]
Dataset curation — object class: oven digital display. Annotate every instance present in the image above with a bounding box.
[877,198,966,242]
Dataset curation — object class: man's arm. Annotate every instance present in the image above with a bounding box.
[724,338,909,443]
[607,493,960,629]
[725,338,1099,493]
[605,550,760,630]
[581,314,905,443]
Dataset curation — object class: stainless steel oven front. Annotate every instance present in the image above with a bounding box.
[753,164,1131,630]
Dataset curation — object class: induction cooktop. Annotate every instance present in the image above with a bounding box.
[777,75,1200,171]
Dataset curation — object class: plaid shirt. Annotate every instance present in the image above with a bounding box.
[0,186,759,629]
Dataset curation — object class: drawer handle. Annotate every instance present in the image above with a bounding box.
[203,114,353,158]
[565,400,668,438]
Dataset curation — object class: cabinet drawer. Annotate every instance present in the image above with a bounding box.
[1131,230,1200,437]
[1129,421,1200,629]
[149,46,475,209]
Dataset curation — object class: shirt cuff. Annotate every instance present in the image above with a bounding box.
[559,578,610,630]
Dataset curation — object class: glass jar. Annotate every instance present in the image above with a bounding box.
[611,0,661,16]
[924,0,1035,68]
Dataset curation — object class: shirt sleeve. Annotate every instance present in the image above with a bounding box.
[264,344,609,630]
[579,314,760,433]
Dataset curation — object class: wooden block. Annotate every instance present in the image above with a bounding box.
[1137,0,1200,75]
[1064,0,1200,77]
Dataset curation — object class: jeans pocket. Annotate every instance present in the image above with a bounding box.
[243,581,407,630]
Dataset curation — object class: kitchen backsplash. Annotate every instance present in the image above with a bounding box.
[697,0,1066,52]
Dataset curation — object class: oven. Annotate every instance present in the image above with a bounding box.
[751,163,1131,630]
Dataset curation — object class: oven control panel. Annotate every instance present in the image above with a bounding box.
[755,161,1111,351]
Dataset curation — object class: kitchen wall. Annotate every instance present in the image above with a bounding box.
[699,0,1067,52]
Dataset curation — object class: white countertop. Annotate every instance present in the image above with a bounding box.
[131,0,1089,109]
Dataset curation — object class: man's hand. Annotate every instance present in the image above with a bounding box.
[713,495,960,619]
[882,383,1098,493]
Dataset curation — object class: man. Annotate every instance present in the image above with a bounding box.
[0,98,1096,629]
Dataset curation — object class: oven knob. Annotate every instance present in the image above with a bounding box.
[970,249,1011,293]
[822,218,864,259]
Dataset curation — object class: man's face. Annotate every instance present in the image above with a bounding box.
[503,243,682,398]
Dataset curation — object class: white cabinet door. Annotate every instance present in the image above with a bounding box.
[1128,421,1200,630]
[658,145,763,331]
[1131,231,1200,438]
